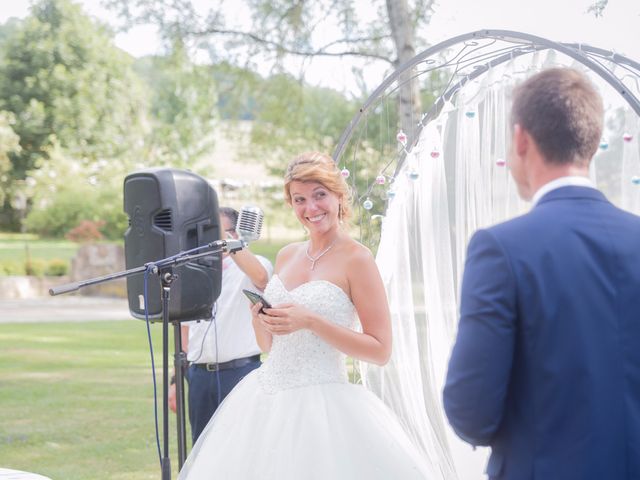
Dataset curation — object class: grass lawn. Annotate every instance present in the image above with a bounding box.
[0,232,291,271]
[0,235,79,262]
[0,319,189,479]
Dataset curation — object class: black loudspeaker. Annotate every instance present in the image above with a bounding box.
[123,168,222,321]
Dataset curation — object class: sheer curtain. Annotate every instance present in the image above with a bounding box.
[361,52,640,479]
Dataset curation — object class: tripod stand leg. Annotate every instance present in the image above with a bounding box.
[161,280,173,480]
[173,322,188,468]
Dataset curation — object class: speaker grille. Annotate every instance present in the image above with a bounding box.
[154,209,173,231]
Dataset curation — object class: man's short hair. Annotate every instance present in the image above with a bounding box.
[511,68,604,165]
[219,207,239,229]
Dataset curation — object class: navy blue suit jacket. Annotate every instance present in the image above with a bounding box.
[443,186,640,479]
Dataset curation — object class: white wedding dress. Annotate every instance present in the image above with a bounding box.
[178,275,434,479]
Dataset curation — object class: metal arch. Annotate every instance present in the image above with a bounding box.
[333,29,640,166]
[394,41,640,175]
[394,45,542,175]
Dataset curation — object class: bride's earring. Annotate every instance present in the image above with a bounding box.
[338,204,343,225]
[302,225,308,236]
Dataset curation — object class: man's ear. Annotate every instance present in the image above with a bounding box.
[513,124,529,159]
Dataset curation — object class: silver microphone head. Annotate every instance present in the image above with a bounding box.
[236,205,264,243]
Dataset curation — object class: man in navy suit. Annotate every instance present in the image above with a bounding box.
[443,68,640,479]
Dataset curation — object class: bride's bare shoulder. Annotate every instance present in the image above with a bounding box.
[275,241,305,270]
[342,238,374,263]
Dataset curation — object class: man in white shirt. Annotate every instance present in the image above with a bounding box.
[171,207,273,443]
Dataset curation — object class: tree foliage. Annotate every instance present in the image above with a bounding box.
[0,0,150,229]
[133,40,219,169]
[0,0,147,181]
[106,0,435,142]
[107,0,434,67]
[23,143,128,239]
[0,0,366,238]
[0,111,21,206]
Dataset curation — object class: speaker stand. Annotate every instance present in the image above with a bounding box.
[172,319,189,468]
[158,269,189,473]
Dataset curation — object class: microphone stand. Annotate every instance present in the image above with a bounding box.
[50,239,246,480]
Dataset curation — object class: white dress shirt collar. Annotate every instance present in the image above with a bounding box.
[531,176,595,206]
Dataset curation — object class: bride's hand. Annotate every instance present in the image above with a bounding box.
[259,303,315,335]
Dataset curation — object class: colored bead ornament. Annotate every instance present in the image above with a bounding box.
[623,133,633,142]
[396,130,407,145]
[599,141,609,150]
[631,176,640,185]
[363,198,373,210]
[430,150,440,158]
[387,190,396,200]
[407,170,419,180]
[375,175,386,185]
[465,111,476,119]
[341,168,350,178]
[495,158,506,167]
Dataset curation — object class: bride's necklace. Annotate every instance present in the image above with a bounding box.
[305,238,337,270]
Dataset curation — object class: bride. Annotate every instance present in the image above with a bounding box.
[178,151,435,479]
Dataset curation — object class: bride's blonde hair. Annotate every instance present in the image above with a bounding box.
[284,151,352,222]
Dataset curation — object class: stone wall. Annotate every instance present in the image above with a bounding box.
[0,275,71,299]
[0,243,127,299]
[70,244,127,297]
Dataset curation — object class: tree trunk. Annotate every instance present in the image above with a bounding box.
[386,0,422,145]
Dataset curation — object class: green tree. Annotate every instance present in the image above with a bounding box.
[133,39,219,169]
[23,142,128,239]
[0,111,21,207]
[106,0,436,145]
[0,0,147,228]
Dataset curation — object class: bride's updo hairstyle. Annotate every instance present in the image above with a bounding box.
[284,151,353,223]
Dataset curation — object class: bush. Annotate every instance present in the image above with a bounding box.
[44,258,69,276]
[65,220,105,243]
[0,259,23,276]
[24,258,46,277]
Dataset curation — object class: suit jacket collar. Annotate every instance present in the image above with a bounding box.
[535,185,608,207]
[533,185,608,208]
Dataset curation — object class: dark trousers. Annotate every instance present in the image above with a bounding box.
[186,359,261,444]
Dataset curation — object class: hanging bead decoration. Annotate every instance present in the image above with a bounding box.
[623,133,633,142]
[495,158,506,167]
[465,111,476,119]
[407,170,419,180]
[631,176,640,185]
[396,130,407,146]
[363,198,373,210]
[375,175,386,185]
[430,150,440,158]
[341,167,350,178]
[387,190,396,200]
[599,140,609,150]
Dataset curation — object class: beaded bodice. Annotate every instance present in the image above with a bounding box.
[257,275,357,394]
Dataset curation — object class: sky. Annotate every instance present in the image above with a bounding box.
[2,0,639,94]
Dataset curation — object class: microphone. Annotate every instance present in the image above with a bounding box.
[236,205,264,243]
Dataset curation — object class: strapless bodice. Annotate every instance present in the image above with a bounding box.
[257,275,357,393]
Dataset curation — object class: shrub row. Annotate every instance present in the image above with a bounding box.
[0,258,69,277]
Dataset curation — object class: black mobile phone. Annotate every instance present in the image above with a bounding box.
[242,289,272,313]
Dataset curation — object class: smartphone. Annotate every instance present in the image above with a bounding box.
[242,289,272,313]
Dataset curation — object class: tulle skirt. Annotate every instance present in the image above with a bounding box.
[178,370,433,479]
